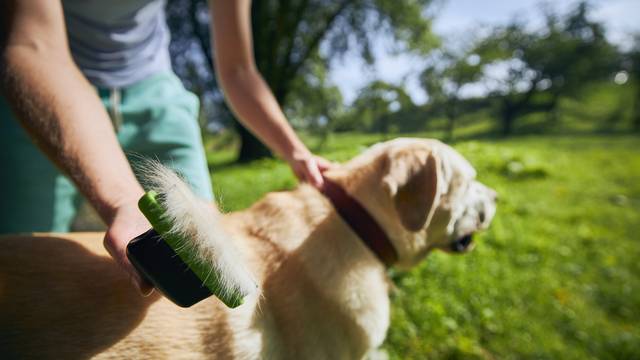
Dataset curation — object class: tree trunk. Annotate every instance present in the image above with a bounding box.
[634,83,640,132]
[236,125,272,163]
[223,1,273,163]
[546,93,560,125]
[186,0,271,162]
[445,99,457,141]
[501,100,515,136]
[234,114,272,162]
[446,115,456,141]
[235,0,352,162]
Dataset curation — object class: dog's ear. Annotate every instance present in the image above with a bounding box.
[383,149,440,232]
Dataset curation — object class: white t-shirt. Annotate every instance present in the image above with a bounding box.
[62,0,172,88]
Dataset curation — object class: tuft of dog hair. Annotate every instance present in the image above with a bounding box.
[136,160,258,302]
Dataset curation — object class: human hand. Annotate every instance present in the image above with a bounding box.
[103,201,154,296]
[285,148,333,189]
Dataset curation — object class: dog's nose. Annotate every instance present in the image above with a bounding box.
[451,234,473,252]
[479,211,486,223]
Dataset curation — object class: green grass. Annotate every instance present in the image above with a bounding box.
[207,133,640,359]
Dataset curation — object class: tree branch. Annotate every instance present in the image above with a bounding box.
[190,0,214,70]
[276,0,352,102]
[274,0,310,96]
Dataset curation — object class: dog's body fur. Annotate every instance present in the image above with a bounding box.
[0,138,496,359]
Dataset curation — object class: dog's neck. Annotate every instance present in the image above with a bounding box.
[320,176,398,267]
[324,162,425,269]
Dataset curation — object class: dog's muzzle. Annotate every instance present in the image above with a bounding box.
[451,234,474,253]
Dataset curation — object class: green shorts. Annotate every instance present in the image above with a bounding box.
[0,71,213,233]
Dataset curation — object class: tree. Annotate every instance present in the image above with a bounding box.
[421,49,484,140]
[474,2,619,135]
[343,80,413,134]
[167,0,438,161]
[285,56,345,148]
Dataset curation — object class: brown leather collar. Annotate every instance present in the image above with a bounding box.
[321,176,398,267]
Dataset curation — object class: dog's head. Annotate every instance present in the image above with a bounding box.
[331,138,497,268]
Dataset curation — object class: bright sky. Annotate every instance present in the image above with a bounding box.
[329,0,640,105]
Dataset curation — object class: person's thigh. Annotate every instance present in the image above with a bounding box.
[116,72,213,201]
[0,72,212,233]
[0,97,80,233]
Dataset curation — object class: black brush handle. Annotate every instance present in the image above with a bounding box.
[126,229,213,307]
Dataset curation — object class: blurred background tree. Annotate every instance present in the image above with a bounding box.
[473,2,619,135]
[421,48,484,140]
[285,56,345,148]
[167,0,636,161]
[339,80,413,135]
[167,0,438,161]
[628,34,640,132]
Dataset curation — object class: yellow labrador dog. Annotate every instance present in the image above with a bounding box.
[0,138,496,359]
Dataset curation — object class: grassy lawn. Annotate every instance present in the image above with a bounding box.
[206,133,640,359]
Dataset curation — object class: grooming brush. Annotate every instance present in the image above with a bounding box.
[126,162,257,308]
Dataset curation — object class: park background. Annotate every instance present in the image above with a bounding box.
[166,0,639,358]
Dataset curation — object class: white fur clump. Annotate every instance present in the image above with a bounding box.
[137,160,258,300]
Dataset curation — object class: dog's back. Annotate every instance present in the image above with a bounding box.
[0,234,233,359]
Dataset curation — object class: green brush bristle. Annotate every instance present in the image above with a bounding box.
[138,191,245,308]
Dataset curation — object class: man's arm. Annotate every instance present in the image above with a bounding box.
[209,0,330,187]
[0,0,151,293]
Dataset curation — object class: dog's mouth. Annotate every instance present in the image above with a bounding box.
[450,234,474,253]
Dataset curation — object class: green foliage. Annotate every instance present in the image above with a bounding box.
[170,0,640,163]
[280,0,439,137]
[286,56,345,137]
[421,47,485,140]
[333,2,633,140]
[207,132,640,359]
[369,0,440,54]
[472,1,620,135]
[336,80,414,133]
[324,76,635,142]
[324,0,438,63]
[422,43,485,103]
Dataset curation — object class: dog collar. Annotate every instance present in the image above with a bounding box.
[321,176,398,267]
